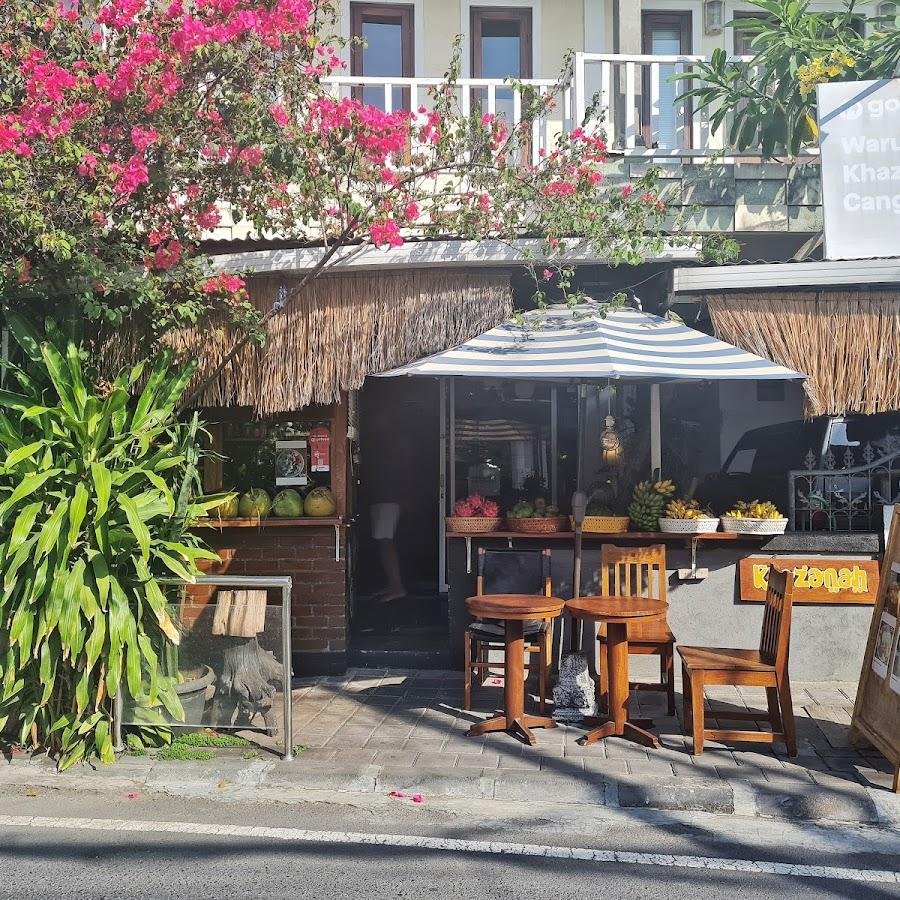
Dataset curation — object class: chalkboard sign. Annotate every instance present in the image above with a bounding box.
[850,505,900,792]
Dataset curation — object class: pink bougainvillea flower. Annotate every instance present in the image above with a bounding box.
[388,790,406,799]
[411,794,424,804]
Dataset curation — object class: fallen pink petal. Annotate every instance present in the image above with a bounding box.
[411,794,424,804]
[126,792,138,800]
[388,790,406,799]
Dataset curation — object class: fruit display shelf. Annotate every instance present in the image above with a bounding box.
[445,530,770,541]
[197,516,344,528]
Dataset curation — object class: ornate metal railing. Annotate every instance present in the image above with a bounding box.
[789,445,900,533]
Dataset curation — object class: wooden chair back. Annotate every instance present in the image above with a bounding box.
[759,565,795,669]
[600,543,667,601]
[476,547,552,597]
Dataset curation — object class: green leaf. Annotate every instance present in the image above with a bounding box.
[68,483,89,546]
[4,440,44,469]
[119,494,150,560]
[10,501,42,545]
[91,462,111,520]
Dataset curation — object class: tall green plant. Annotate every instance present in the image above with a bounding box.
[675,0,900,157]
[0,316,225,768]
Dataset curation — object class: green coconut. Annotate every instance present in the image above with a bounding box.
[272,489,304,517]
[238,488,272,518]
[215,494,240,518]
[304,487,336,517]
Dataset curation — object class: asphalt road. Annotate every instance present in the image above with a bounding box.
[1,788,898,900]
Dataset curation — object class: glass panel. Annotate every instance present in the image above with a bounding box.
[648,24,682,148]
[475,16,524,126]
[360,19,404,111]
[121,587,286,737]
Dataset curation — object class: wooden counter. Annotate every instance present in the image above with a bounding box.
[197,517,344,529]
[447,530,769,542]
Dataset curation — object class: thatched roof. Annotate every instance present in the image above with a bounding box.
[708,291,900,417]
[168,269,513,414]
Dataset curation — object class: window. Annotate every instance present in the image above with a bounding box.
[470,7,533,80]
[350,3,414,111]
[732,11,766,56]
[642,12,692,149]
[756,381,786,403]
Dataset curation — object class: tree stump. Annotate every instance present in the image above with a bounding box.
[211,590,283,735]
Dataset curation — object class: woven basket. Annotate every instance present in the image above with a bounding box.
[507,516,569,534]
[659,517,720,534]
[571,515,631,534]
[720,517,788,535]
[446,516,503,534]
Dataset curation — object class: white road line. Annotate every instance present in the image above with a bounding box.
[0,815,897,885]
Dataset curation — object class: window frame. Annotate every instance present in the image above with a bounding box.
[470,6,533,80]
[349,2,415,88]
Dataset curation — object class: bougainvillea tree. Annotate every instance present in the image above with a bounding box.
[1,0,691,367]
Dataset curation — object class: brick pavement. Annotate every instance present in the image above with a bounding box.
[287,668,899,821]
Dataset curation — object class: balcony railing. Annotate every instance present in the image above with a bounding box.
[325,52,815,160]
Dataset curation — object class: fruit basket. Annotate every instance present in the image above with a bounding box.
[447,494,502,533]
[658,517,720,534]
[721,501,787,535]
[572,515,630,533]
[446,516,503,534]
[658,498,719,534]
[507,515,569,534]
[720,517,788,535]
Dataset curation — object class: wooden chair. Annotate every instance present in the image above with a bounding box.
[679,565,797,756]
[596,543,675,716]
[463,548,554,712]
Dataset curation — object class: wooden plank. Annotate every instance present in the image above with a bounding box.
[331,392,349,519]
[738,556,879,604]
[197,517,344,529]
[850,504,900,792]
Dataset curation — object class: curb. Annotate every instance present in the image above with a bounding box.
[2,757,898,829]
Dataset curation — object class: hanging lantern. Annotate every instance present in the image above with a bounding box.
[600,414,621,466]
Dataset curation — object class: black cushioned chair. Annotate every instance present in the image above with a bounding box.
[463,547,553,711]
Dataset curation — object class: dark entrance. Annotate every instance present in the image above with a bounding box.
[351,376,448,667]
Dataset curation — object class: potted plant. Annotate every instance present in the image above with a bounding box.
[721,500,788,535]
[506,497,569,533]
[446,494,503,533]
[659,498,720,534]
[574,498,630,534]
[627,479,676,533]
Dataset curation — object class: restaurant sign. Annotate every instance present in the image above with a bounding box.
[738,556,879,604]
[818,78,900,260]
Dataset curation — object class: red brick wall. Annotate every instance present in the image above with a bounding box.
[197,526,347,671]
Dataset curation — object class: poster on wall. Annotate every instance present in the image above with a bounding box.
[817,78,900,260]
[873,610,897,679]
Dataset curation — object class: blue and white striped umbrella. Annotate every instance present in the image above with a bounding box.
[380,305,806,382]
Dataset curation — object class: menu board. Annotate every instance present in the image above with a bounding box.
[850,505,900,792]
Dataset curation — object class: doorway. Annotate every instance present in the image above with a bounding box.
[351,376,447,666]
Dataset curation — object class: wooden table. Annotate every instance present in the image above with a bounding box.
[566,596,669,749]
[465,593,564,745]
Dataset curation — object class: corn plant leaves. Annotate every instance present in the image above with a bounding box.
[0,328,218,769]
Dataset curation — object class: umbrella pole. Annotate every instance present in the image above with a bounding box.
[650,382,661,479]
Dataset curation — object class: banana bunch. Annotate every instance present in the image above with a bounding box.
[724,499,782,519]
[665,498,705,520]
[628,479,676,531]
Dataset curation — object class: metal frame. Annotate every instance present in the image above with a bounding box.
[113,574,295,761]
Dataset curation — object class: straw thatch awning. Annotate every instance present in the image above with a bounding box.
[164,269,513,414]
[708,291,900,417]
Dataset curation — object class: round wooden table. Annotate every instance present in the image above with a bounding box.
[465,593,565,746]
[566,596,669,749]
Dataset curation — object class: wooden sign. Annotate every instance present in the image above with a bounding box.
[850,505,900,792]
[738,556,879,604]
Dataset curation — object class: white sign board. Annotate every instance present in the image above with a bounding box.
[818,79,900,260]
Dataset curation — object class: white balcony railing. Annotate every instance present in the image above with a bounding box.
[323,75,574,165]
[325,53,814,160]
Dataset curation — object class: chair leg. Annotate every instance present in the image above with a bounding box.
[663,645,676,717]
[681,662,693,735]
[463,635,473,711]
[538,637,548,713]
[777,672,798,757]
[597,641,609,713]
[690,670,705,756]
[765,685,783,734]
